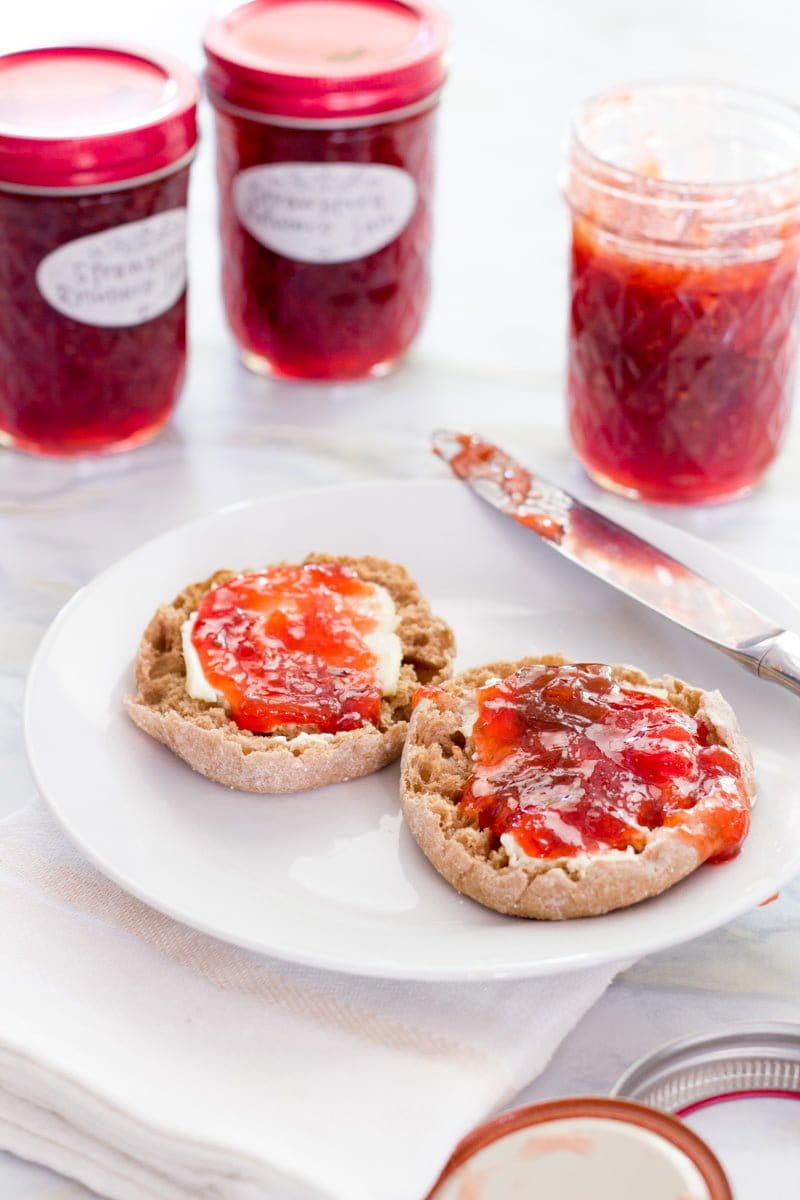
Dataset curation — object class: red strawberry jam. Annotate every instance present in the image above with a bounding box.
[0,46,198,455]
[191,562,390,734]
[565,84,800,504]
[460,663,750,863]
[212,106,437,381]
[438,432,565,542]
[204,0,448,381]
[568,220,800,504]
[0,170,190,454]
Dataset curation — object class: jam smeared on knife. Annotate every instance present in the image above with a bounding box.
[191,563,384,733]
[460,663,750,863]
[436,432,566,542]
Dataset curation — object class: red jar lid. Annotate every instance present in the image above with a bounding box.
[0,46,199,190]
[204,0,448,122]
[425,1098,732,1200]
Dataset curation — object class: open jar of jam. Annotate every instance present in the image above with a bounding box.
[204,0,448,381]
[565,84,800,504]
[0,46,198,455]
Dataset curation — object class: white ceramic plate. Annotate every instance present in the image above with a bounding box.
[25,479,800,980]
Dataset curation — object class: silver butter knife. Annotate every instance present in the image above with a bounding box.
[433,429,800,698]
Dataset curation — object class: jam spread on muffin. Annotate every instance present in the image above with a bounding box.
[187,562,401,734]
[460,663,750,864]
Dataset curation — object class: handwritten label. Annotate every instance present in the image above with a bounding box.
[36,209,187,328]
[233,162,417,264]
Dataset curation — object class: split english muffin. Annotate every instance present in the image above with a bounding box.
[125,554,455,793]
[400,656,755,919]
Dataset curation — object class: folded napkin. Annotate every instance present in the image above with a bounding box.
[0,802,617,1200]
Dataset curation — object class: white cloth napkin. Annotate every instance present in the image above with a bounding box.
[0,802,617,1200]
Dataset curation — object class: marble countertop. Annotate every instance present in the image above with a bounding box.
[4,0,800,1195]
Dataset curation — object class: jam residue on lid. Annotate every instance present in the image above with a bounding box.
[460,663,750,863]
[191,562,392,734]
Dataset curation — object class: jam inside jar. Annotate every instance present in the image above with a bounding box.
[0,171,190,455]
[565,84,800,504]
[0,47,198,455]
[212,105,436,381]
[205,0,448,382]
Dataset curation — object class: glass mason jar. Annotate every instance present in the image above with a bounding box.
[0,46,198,456]
[204,0,448,382]
[565,83,800,504]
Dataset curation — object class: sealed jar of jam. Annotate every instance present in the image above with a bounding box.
[0,46,198,455]
[565,84,800,504]
[204,0,448,381]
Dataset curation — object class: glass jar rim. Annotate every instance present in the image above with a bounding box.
[566,81,800,257]
[571,80,800,200]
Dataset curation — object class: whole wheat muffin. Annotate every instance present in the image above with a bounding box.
[125,554,455,793]
[400,655,755,919]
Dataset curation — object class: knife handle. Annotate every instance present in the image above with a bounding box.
[751,631,800,698]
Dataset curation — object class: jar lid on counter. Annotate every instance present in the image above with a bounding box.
[424,1097,732,1200]
[0,46,199,190]
[613,1022,800,1196]
[204,0,448,122]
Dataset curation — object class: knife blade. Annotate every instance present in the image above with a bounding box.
[432,430,800,698]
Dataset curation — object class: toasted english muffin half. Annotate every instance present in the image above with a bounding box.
[400,656,755,919]
[125,554,455,793]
